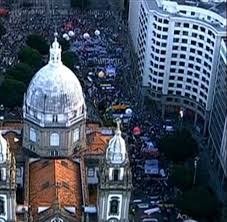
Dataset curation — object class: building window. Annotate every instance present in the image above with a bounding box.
[52,115,58,123]
[63,181,69,189]
[42,181,49,190]
[29,128,36,142]
[73,128,80,142]
[50,133,59,146]
[0,197,5,215]
[50,150,59,157]
[51,218,64,222]
[109,197,119,216]
[0,169,6,181]
[113,169,119,181]
[88,168,94,177]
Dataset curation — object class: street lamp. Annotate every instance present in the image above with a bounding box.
[193,156,200,185]
[0,104,4,120]
[0,104,4,129]
[179,109,184,130]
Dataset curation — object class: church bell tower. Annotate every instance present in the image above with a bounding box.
[0,133,17,222]
[98,120,132,222]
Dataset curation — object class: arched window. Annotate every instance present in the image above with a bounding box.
[29,128,36,142]
[109,197,119,216]
[73,128,80,142]
[51,218,63,222]
[50,133,59,146]
[0,196,5,215]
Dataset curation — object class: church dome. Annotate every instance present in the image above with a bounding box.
[0,132,7,162]
[23,34,85,127]
[106,121,126,164]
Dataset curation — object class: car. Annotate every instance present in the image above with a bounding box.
[137,203,150,209]
[133,199,142,203]
[149,195,159,200]
[142,218,159,222]
[144,207,161,215]
[150,200,160,205]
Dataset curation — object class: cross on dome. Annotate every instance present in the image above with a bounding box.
[115,118,121,135]
[49,32,62,65]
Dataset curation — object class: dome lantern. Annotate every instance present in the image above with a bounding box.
[49,32,62,65]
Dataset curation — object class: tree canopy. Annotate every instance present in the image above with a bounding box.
[58,38,70,51]
[6,63,33,86]
[71,0,88,9]
[170,164,193,191]
[0,79,26,108]
[175,186,219,220]
[26,34,49,55]
[62,51,79,70]
[159,129,198,162]
[18,47,43,70]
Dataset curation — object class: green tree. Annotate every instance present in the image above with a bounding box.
[170,164,193,191]
[26,34,49,55]
[0,19,6,38]
[18,47,43,70]
[71,0,88,8]
[62,51,79,70]
[175,186,219,220]
[58,38,70,51]
[159,129,198,162]
[0,79,26,108]
[6,63,33,86]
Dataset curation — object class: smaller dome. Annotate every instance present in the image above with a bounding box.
[0,132,7,162]
[106,120,126,164]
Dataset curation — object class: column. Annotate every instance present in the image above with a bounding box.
[203,111,210,136]
[193,111,198,127]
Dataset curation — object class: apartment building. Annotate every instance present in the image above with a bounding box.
[208,38,227,202]
[128,0,226,133]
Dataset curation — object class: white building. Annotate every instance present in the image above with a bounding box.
[208,38,227,202]
[128,0,226,133]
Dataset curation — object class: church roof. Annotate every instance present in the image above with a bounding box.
[29,159,82,220]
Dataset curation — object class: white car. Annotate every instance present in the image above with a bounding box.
[144,207,161,215]
[137,203,149,209]
[149,195,159,200]
[150,200,160,205]
[133,199,142,203]
[142,218,159,222]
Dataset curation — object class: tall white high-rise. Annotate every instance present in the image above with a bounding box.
[208,38,227,202]
[128,0,226,133]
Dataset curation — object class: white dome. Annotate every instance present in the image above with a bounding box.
[23,34,85,126]
[25,64,84,113]
[106,121,126,164]
[0,132,7,162]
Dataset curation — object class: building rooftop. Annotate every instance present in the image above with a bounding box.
[146,0,226,20]
[167,0,227,17]
[29,159,82,221]
[85,130,112,156]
